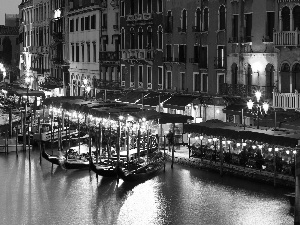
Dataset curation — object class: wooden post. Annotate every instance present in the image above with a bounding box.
[163,135,166,171]
[68,116,71,151]
[28,117,31,160]
[23,112,26,152]
[137,129,141,162]
[273,147,277,187]
[15,127,18,157]
[89,128,91,172]
[99,123,101,162]
[5,130,8,154]
[58,117,61,151]
[51,113,53,155]
[171,124,175,169]
[9,108,12,138]
[295,151,300,225]
[39,127,42,164]
[127,127,130,164]
[220,137,223,176]
[78,117,80,155]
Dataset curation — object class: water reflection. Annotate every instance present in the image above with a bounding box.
[0,149,294,225]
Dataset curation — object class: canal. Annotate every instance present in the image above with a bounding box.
[0,148,294,225]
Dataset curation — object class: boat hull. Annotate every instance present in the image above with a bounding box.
[63,160,90,170]
[90,160,117,177]
[41,149,61,165]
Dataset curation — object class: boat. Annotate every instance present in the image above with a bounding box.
[117,152,164,182]
[41,148,61,165]
[284,192,295,207]
[63,159,90,170]
[89,159,118,177]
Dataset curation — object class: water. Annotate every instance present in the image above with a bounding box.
[0,148,294,225]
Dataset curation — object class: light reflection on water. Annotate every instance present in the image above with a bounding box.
[0,149,294,225]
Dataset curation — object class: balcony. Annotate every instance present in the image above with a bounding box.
[189,58,199,64]
[126,15,135,22]
[110,0,119,8]
[135,14,143,21]
[219,83,274,99]
[192,26,200,33]
[273,91,300,109]
[143,13,152,20]
[94,79,120,89]
[99,51,119,64]
[145,50,154,61]
[163,57,174,62]
[274,30,300,46]
[113,24,119,30]
[52,32,64,42]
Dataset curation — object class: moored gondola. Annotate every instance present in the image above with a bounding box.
[89,158,118,177]
[42,148,61,165]
[63,159,90,170]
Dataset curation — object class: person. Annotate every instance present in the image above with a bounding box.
[166,129,174,152]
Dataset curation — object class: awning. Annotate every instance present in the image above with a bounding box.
[163,95,198,110]
[136,93,171,107]
[222,104,251,116]
[183,120,300,147]
[13,89,45,97]
[117,91,149,104]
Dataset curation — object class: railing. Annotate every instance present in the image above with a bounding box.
[192,26,200,32]
[214,57,226,69]
[178,27,187,33]
[274,30,300,46]
[99,51,119,61]
[94,79,120,89]
[189,58,199,64]
[220,83,274,99]
[273,91,300,109]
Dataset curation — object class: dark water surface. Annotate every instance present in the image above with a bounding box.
[0,148,294,225]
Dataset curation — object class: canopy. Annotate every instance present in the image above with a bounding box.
[163,95,198,110]
[184,120,300,147]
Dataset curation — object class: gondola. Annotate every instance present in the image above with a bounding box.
[63,159,90,170]
[89,158,118,177]
[117,153,164,182]
[42,148,61,165]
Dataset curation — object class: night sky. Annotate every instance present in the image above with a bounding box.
[0,1,19,25]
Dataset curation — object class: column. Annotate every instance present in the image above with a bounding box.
[290,72,293,93]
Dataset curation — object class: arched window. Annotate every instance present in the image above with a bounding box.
[130,28,135,49]
[147,26,152,49]
[219,5,225,30]
[282,6,290,31]
[203,8,209,31]
[281,63,290,72]
[181,9,187,32]
[121,28,125,49]
[231,63,238,85]
[293,6,300,30]
[292,63,300,72]
[195,8,201,31]
[157,25,163,49]
[138,27,143,49]
[166,11,173,32]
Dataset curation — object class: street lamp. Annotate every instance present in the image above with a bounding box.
[213,137,217,162]
[247,90,269,129]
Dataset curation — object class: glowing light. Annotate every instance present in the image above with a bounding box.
[247,99,253,110]
[286,150,290,155]
[119,115,124,121]
[255,91,261,102]
[263,102,269,113]
[275,147,279,152]
[268,148,272,152]
[227,140,231,144]
[86,86,91,93]
[237,143,241,147]
[199,135,203,140]
[195,136,199,140]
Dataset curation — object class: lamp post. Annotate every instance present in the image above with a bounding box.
[213,137,217,162]
[247,90,269,129]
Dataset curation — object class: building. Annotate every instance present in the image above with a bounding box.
[68,0,112,98]
[0,25,20,83]
[120,0,164,91]
[5,14,19,27]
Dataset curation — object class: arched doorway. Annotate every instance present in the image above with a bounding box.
[280,63,290,93]
[292,63,300,91]
[265,64,275,99]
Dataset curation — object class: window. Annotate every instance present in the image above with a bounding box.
[217,46,225,68]
[131,0,135,15]
[121,28,125,49]
[181,9,187,32]
[76,18,79,31]
[130,29,135,49]
[147,27,152,49]
[121,1,125,17]
[194,45,200,63]
[166,11,173,32]
[166,71,172,90]
[179,44,186,63]
[166,44,172,60]
[93,43,96,62]
[85,16,90,30]
[158,66,163,88]
[293,6,300,30]
[138,65,143,83]
[81,44,84,62]
[180,72,185,91]
[157,26,163,49]
[195,8,201,31]
[121,65,125,83]
[217,73,225,94]
[130,65,134,82]
[102,14,107,29]
[138,27,143,49]
[76,43,79,62]
[87,43,90,62]
[138,0,143,14]
[266,12,274,42]
[219,5,225,30]
[81,17,84,31]
[194,73,201,92]
[244,13,252,42]
[201,73,208,92]
[69,19,74,32]
[71,44,74,61]
[147,66,152,84]
[157,0,162,13]
[282,7,290,31]
[147,0,152,13]
[200,46,208,68]
[91,15,96,29]
[232,15,238,42]
[203,8,209,31]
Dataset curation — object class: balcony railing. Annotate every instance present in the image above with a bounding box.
[220,83,274,99]
[94,79,120,89]
[178,27,187,33]
[192,26,200,32]
[274,30,300,46]
[189,58,199,64]
[99,51,119,61]
[214,57,226,69]
[273,91,300,109]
